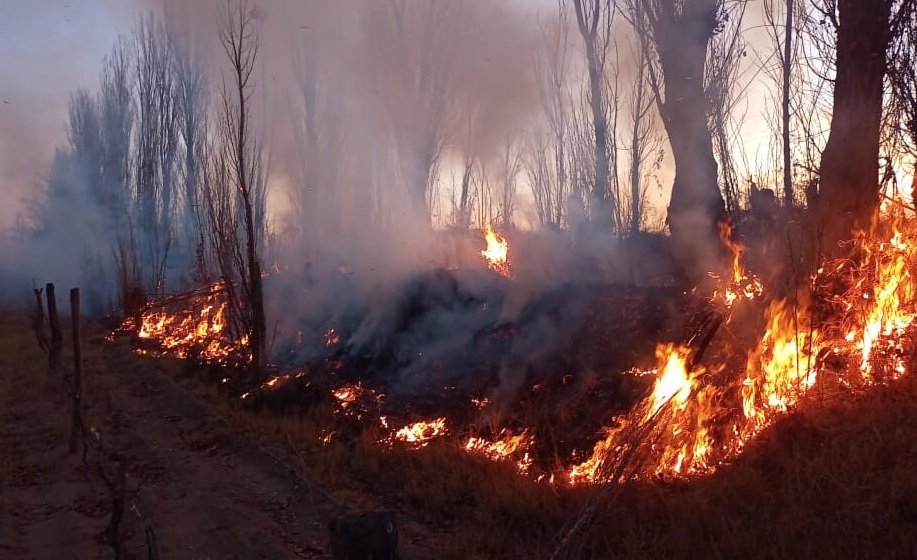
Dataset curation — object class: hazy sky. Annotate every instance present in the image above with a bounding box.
[0,0,136,232]
[0,0,784,237]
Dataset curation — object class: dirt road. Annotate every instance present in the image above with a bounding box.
[0,311,342,559]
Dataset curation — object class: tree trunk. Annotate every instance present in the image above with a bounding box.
[585,45,612,228]
[816,0,891,252]
[630,44,647,235]
[657,9,726,281]
[782,0,794,205]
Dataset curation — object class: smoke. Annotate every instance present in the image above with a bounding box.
[0,0,692,412]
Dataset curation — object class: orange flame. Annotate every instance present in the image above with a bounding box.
[847,220,916,380]
[464,429,533,473]
[481,225,510,277]
[717,222,763,307]
[115,181,917,487]
[390,418,448,447]
[129,282,246,364]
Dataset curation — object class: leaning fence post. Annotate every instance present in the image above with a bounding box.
[32,287,49,353]
[46,283,63,375]
[69,288,84,454]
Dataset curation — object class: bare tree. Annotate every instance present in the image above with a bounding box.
[496,132,522,229]
[67,90,103,201]
[134,13,179,295]
[888,1,917,163]
[571,0,615,228]
[167,16,210,280]
[98,38,133,226]
[380,0,459,226]
[526,131,558,227]
[529,0,573,228]
[626,37,663,233]
[213,0,268,373]
[789,2,837,206]
[705,2,748,214]
[781,0,795,205]
[454,99,481,229]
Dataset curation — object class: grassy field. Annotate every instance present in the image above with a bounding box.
[4,307,917,558]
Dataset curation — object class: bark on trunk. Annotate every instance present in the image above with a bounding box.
[586,46,612,228]
[656,6,726,281]
[782,0,794,205]
[816,0,892,252]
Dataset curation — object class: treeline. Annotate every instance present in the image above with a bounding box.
[35,1,268,369]
[20,0,917,369]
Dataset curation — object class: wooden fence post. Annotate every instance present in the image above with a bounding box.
[46,283,63,375]
[69,288,83,454]
[32,287,49,353]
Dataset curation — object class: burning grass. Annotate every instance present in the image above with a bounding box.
[109,189,917,504]
[152,352,917,559]
[7,305,917,557]
[111,282,249,366]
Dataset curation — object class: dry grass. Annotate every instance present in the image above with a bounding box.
[176,363,917,559]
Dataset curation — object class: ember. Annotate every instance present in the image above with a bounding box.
[332,382,363,409]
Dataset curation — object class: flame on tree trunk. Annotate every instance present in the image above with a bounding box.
[815,0,893,252]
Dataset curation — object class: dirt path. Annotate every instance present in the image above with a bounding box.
[0,311,342,559]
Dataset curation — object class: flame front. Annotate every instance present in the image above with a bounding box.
[113,182,917,487]
[390,418,448,447]
[568,188,917,484]
[464,429,533,472]
[127,282,246,364]
[646,344,696,419]
[845,217,916,380]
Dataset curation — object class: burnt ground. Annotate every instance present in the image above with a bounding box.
[0,310,433,559]
[256,275,699,472]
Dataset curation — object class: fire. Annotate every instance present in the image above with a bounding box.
[567,188,917,485]
[332,382,381,419]
[481,224,510,277]
[846,220,916,380]
[333,382,363,408]
[324,328,340,347]
[646,344,696,419]
[262,374,291,389]
[111,180,917,487]
[464,429,533,472]
[740,296,819,440]
[567,343,712,483]
[126,282,246,364]
[390,417,448,447]
[717,222,763,307]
